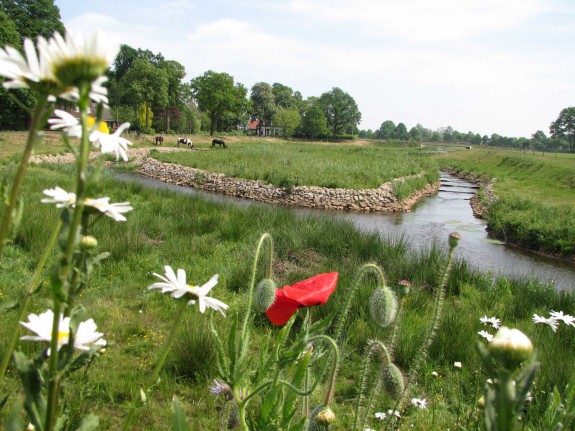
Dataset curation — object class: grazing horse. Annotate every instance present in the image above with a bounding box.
[211,138,227,148]
[178,138,193,149]
[155,136,164,145]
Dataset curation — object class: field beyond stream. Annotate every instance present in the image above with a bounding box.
[1,132,575,429]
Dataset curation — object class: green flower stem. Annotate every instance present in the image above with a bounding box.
[0,219,62,382]
[388,297,404,355]
[306,335,339,406]
[45,300,63,431]
[241,233,273,340]
[0,93,49,257]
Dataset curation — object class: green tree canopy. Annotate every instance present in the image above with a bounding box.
[301,105,327,139]
[250,82,276,126]
[273,107,301,137]
[191,70,248,136]
[394,122,409,140]
[318,87,361,140]
[1,0,65,42]
[377,120,395,139]
[550,107,575,153]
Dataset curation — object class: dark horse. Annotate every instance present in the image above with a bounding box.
[211,138,227,148]
[155,136,164,145]
[178,138,193,149]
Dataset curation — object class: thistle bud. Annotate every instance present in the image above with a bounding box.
[255,278,277,312]
[488,326,533,369]
[227,402,240,429]
[369,287,398,328]
[382,363,405,400]
[448,232,461,249]
[308,405,335,430]
[397,279,411,298]
[79,235,98,250]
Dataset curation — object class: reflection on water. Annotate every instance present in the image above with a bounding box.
[116,173,575,291]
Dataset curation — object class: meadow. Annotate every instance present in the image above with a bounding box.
[1,136,575,430]
[434,147,575,259]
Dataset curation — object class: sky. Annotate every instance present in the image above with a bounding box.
[53,0,575,138]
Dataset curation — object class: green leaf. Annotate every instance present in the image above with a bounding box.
[74,414,99,431]
[171,395,191,431]
[0,296,17,312]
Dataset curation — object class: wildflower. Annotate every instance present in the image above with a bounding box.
[20,309,105,354]
[489,326,533,368]
[397,279,411,297]
[448,231,461,249]
[209,379,232,399]
[375,412,386,420]
[89,122,132,161]
[533,314,558,332]
[454,361,462,369]
[431,371,439,377]
[364,428,375,431]
[480,315,501,329]
[84,197,133,222]
[148,265,228,316]
[265,272,338,325]
[478,330,494,342]
[48,109,83,137]
[550,310,575,327]
[411,398,427,409]
[44,31,119,86]
[41,186,76,207]
[387,409,401,418]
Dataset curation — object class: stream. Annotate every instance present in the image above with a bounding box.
[115,172,575,291]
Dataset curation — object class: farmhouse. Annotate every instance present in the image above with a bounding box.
[247,118,283,137]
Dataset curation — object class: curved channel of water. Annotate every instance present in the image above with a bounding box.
[116,172,575,291]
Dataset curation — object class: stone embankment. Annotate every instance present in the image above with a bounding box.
[136,157,439,213]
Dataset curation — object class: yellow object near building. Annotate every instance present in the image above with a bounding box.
[87,117,109,134]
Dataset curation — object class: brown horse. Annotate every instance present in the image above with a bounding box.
[155,136,164,145]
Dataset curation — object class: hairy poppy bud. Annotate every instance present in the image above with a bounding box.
[369,288,398,328]
[489,326,533,369]
[383,363,405,400]
[255,279,277,312]
[308,405,335,430]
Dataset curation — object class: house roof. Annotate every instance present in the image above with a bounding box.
[248,118,260,130]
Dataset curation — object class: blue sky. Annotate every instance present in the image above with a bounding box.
[54,0,575,138]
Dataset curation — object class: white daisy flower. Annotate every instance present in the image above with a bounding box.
[0,37,57,90]
[60,75,109,104]
[478,330,494,342]
[454,361,462,369]
[364,428,375,431]
[41,186,77,207]
[387,409,401,418]
[90,122,132,161]
[44,31,119,86]
[149,266,229,316]
[374,412,386,420]
[431,371,439,377]
[48,109,82,137]
[533,314,558,332]
[20,309,105,354]
[84,197,133,222]
[550,310,575,327]
[411,398,427,409]
[480,315,501,329]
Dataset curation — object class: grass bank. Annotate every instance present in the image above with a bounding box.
[435,147,575,259]
[1,162,574,430]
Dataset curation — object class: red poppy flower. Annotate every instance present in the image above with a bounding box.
[265,272,338,325]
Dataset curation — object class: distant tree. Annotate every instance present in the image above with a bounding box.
[377,120,395,139]
[409,127,421,140]
[0,0,65,42]
[394,122,409,140]
[430,131,441,142]
[301,105,328,139]
[472,133,482,145]
[441,126,453,142]
[272,83,297,109]
[251,82,277,130]
[191,70,248,136]
[415,123,432,140]
[109,45,139,85]
[481,135,490,145]
[318,87,361,140]
[0,9,19,47]
[273,107,301,137]
[550,107,575,153]
[157,59,186,131]
[531,130,548,155]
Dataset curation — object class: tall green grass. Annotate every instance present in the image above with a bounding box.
[1,164,574,430]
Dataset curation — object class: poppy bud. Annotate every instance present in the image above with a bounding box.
[382,363,405,400]
[397,280,411,298]
[227,402,239,429]
[255,279,277,312]
[309,405,335,430]
[488,326,533,369]
[369,287,398,328]
[448,232,462,249]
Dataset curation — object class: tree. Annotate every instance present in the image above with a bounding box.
[301,105,327,139]
[1,0,65,42]
[409,127,421,140]
[191,71,248,136]
[531,130,548,154]
[318,87,361,140]
[272,83,297,109]
[273,108,301,137]
[394,122,409,140]
[550,107,575,153]
[250,82,276,131]
[157,59,186,132]
[377,120,395,139]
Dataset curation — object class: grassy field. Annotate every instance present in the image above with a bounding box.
[1,152,574,429]
[434,147,575,259]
